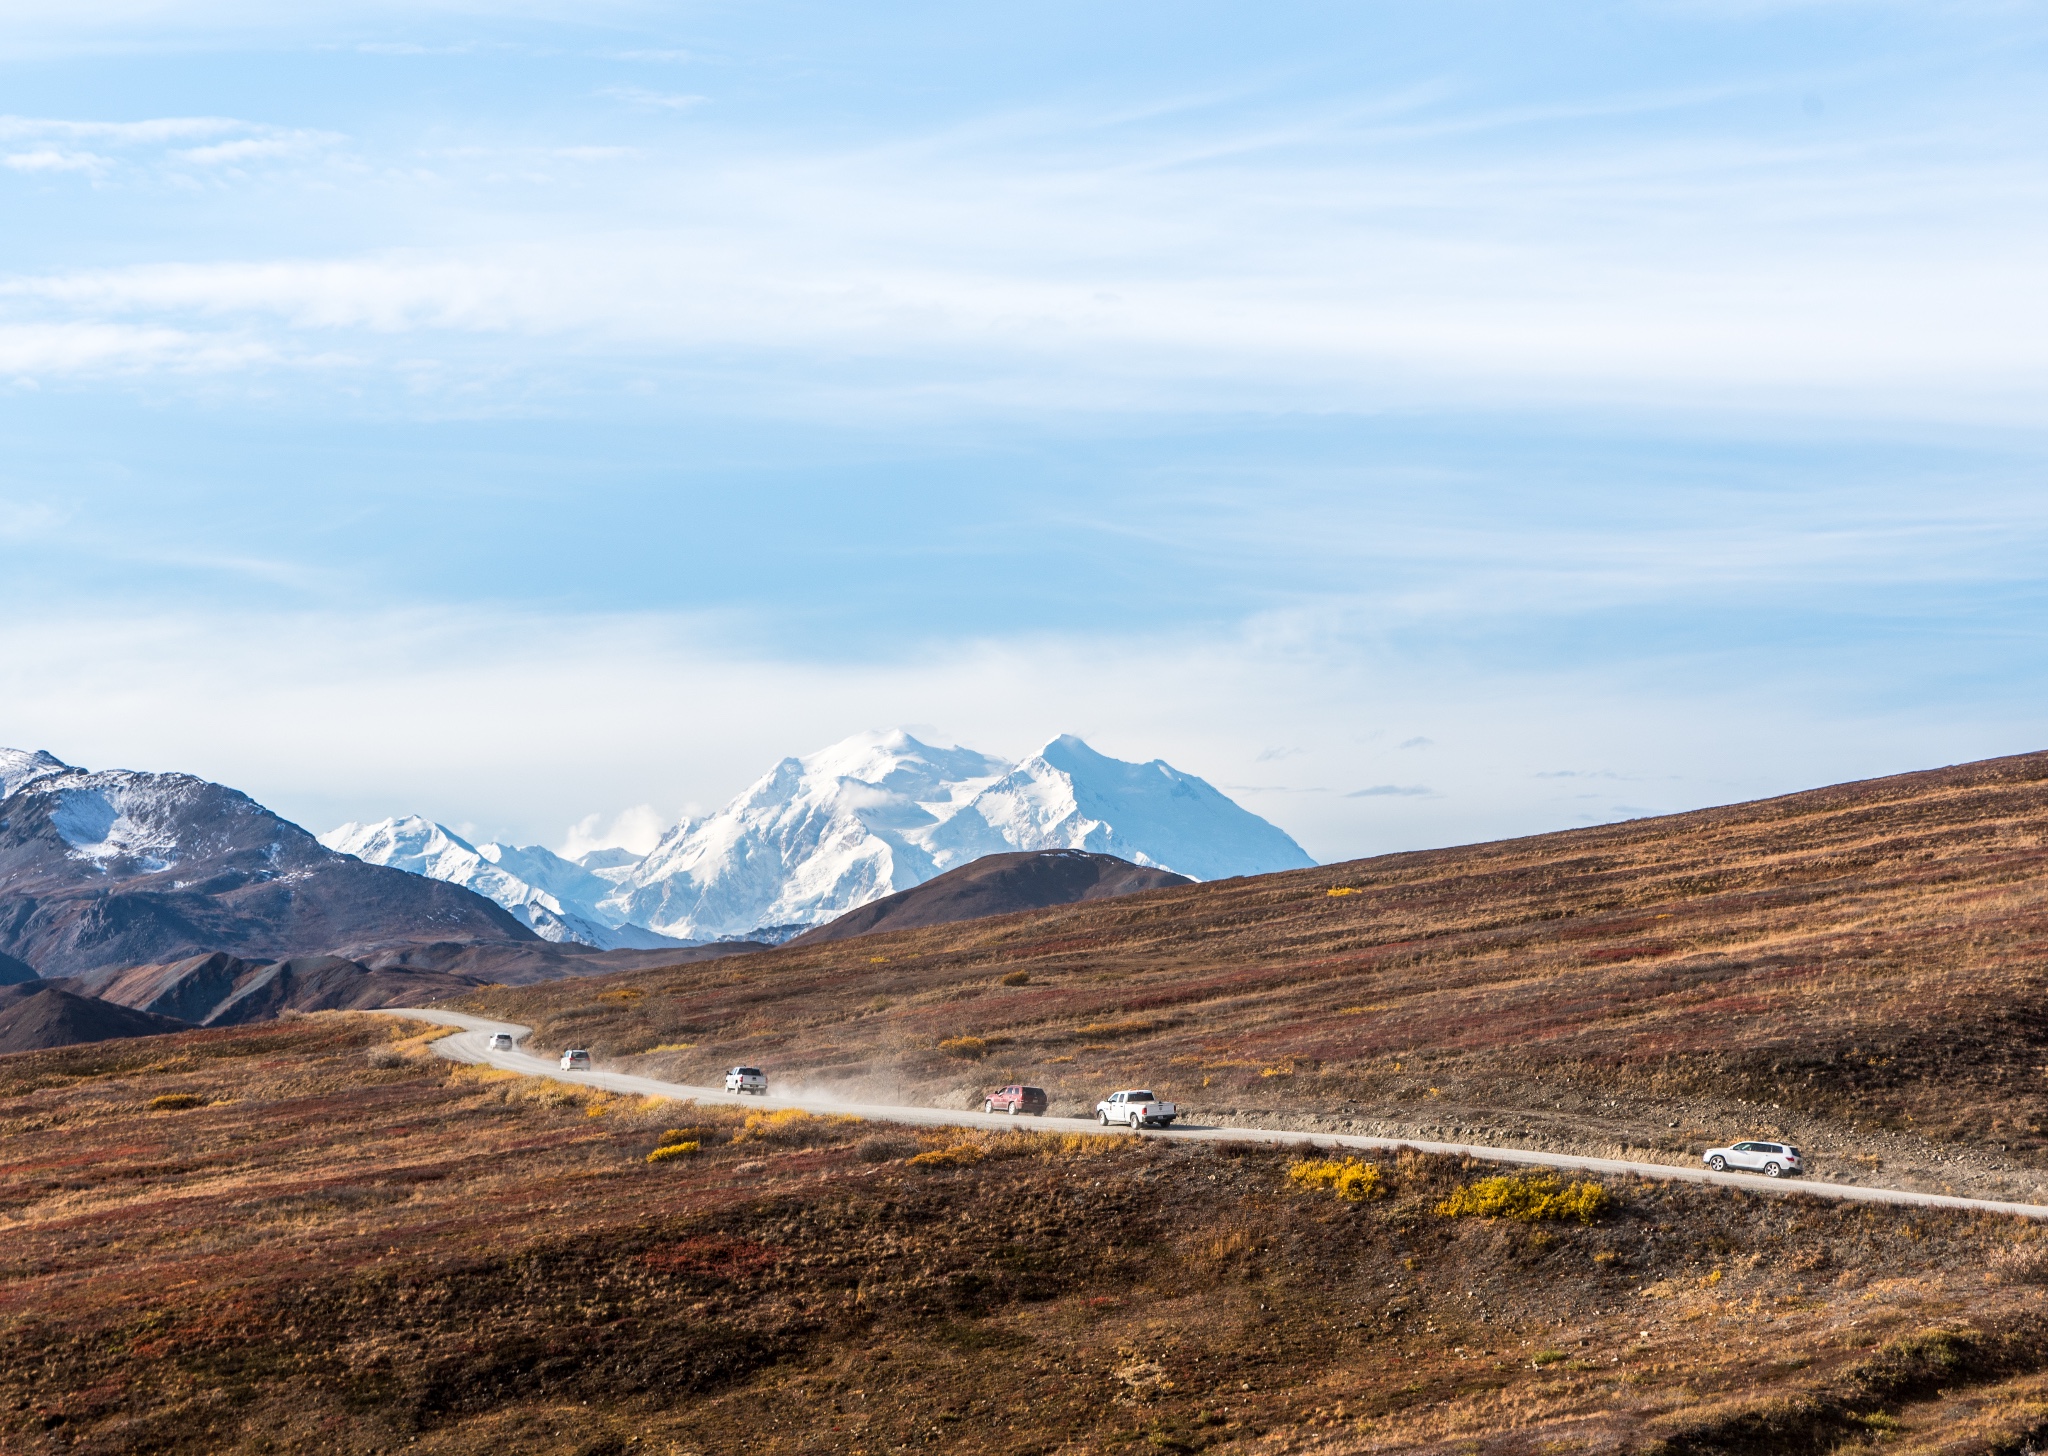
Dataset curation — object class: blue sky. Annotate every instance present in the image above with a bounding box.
[3,0,2047,861]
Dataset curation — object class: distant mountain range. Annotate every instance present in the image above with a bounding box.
[327,730,1315,945]
[317,817,684,950]
[0,733,1311,1047]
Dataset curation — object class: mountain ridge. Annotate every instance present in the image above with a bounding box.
[361,729,1311,945]
[0,749,538,981]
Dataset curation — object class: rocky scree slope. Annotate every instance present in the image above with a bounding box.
[472,747,2048,1203]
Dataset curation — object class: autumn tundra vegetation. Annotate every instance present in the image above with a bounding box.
[8,750,2048,1452]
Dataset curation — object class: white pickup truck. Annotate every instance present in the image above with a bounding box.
[1097,1089,1178,1129]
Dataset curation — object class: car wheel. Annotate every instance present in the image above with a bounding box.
[1708,1155,1727,1172]
[1763,1161,1782,1178]
[1033,1110,1044,1117]
[984,1101,994,1114]
[1099,1111,1109,1126]
[1008,1104,1018,1116]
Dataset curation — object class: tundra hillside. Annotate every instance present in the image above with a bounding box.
[474,750,2048,1201]
[7,1012,2048,1456]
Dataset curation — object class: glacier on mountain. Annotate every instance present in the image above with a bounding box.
[596,730,1314,943]
[322,730,1313,947]
[318,817,684,950]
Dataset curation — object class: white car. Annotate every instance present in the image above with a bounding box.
[1096,1089,1178,1129]
[560,1049,592,1071]
[487,1032,514,1051]
[1704,1140,1803,1177]
[725,1066,768,1095]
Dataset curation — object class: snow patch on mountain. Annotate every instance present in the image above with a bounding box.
[0,748,76,800]
[320,817,684,950]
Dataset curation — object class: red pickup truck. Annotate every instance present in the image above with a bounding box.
[983,1084,1048,1116]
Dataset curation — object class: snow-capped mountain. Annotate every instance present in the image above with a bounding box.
[318,817,685,951]
[597,729,1314,942]
[0,749,531,978]
[926,734,1316,882]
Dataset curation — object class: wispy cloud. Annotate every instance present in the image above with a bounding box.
[3,149,109,174]
[173,133,336,166]
[0,115,242,143]
[1348,784,1433,797]
[599,85,707,111]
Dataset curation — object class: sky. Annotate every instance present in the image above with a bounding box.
[3,0,2047,864]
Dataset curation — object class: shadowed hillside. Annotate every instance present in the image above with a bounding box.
[472,749,2048,1201]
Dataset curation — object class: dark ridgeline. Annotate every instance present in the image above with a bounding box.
[0,982,192,1054]
[785,849,1193,946]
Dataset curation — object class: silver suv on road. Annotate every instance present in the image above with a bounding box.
[1704,1140,1804,1177]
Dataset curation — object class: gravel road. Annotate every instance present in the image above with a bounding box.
[380,1006,2048,1221]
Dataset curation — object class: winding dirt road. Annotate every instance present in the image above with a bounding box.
[379,1007,2048,1221]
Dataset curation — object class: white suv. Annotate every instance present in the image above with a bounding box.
[488,1032,514,1052]
[725,1066,768,1095]
[1704,1140,1803,1177]
[559,1049,592,1071]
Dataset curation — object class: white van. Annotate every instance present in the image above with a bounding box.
[488,1032,514,1051]
[560,1049,592,1071]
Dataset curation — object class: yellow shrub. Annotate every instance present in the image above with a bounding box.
[1287,1157,1384,1201]
[598,987,645,1002]
[735,1107,812,1141]
[1435,1171,1612,1224]
[148,1093,205,1112]
[908,1144,986,1169]
[1327,887,1360,897]
[646,1142,700,1164]
[1001,971,1031,986]
[938,1036,988,1059]
[644,1042,695,1053]
[657,1127,700,1148]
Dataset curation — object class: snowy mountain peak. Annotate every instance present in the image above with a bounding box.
[320,816,683,951]
[593,729,1312,943]
[321,729,1310,947]
[0,748,78,800]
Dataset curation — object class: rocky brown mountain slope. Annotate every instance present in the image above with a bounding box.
[0,750,533,979]
[785,848,1190,945]
[0,982,190,1053]
[472,747,2048,1200]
